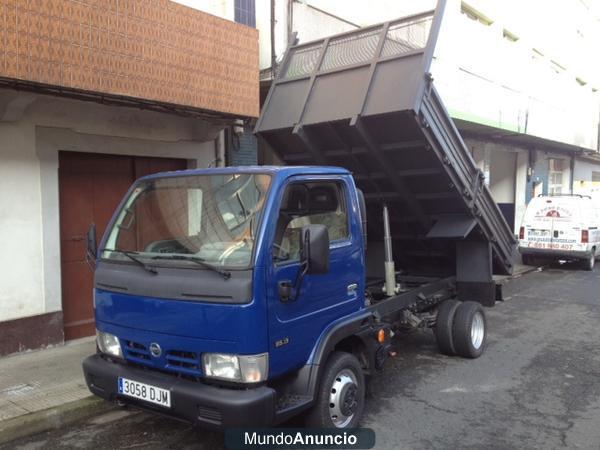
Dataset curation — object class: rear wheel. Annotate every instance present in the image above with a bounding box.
[583,253,595,271]
[434,299,461,356]
[452,302,487,359]
[306,352,365,429]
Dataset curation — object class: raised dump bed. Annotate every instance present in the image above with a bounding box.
[255,2,516,301]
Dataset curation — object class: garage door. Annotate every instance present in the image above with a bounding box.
[58,152,187,340]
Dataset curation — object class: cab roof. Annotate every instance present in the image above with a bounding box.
[137,165,351,182]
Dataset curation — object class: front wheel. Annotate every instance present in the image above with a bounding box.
[452,302,487,359]
[305,351,365,429]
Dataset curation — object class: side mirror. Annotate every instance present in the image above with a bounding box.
[301,224,330,275]
[279,225,330,303]
[86,223,97,260]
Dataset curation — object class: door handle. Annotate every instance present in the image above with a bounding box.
[278,280,293,303]
[347,283,358,295]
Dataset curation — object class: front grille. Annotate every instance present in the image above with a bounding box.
[123,340,202,377]
[166,350,202,376]
[124,340,151,362]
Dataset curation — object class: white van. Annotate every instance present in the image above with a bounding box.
[518,194,600,270]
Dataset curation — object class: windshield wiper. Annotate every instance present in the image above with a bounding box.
[100,249,158,275]
[151,254,231,280]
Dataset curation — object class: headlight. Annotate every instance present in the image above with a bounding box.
[96,330,123,359]
[202,353,268,383]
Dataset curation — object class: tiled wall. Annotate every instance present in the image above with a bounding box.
[0,0,259,118]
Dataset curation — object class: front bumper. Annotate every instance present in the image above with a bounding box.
[83,354,276,429]
[519,247,591,260]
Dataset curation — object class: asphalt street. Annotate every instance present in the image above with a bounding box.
[4,263,600,450]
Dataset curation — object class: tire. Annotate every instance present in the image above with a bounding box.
[583,254,595,271]
[434,299,461,356]
[452,301,487,359]
[305,351,365,429]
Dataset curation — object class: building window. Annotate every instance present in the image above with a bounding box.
[234,0,256,28]
[548,159,565,195]
[460,2,493,26]
[531,48,544,61]
[549,60,566,74]
[502,29,519,42]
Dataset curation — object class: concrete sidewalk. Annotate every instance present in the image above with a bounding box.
[0,337,113,444]
[494,262,540,284]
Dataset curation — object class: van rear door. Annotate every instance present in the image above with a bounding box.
[547,197,581,251]
[523,196,585,252]
[522,197,554,249]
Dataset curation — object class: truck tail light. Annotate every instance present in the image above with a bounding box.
[582,230,589,244]
[519,227,524,240]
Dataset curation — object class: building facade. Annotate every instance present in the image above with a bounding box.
[0,0,258,355]
[257,0,600,232]
[178,0,260,166]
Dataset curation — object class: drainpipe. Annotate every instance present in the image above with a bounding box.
[271,0,277,78]
[214,129,226,167]
[570,155,575,193]
[597,108,600,153]
[287,0,293,45]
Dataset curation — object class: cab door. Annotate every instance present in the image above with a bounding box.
[265,176,364,378]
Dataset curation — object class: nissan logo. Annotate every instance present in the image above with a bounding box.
[149,343,162,357]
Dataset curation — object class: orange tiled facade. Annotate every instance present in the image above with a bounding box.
[0,0,259,117]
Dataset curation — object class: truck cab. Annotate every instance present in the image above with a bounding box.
[84,166,374,428]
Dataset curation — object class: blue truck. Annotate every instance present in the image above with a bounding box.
[83,3,516,430]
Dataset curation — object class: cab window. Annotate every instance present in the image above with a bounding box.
[274,181,349,262]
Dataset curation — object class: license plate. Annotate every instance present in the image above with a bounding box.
[118,377,171,408]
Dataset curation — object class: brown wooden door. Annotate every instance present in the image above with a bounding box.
[58,152,187,340]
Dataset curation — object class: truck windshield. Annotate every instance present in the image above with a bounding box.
[101,173,272,268]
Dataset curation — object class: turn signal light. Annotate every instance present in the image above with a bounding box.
[377,329,386,343]
[519,227,525,240]
[582,230,589,244]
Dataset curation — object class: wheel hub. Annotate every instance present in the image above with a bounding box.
[340,384,358,416]
[470,311,485,349]
[329,369,358,428]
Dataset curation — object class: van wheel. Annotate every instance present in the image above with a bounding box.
[583,254,595,271]
[452,302,487,359]
[305,351,365,429]
[434,300,461,356]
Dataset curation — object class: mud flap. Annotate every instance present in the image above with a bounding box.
[456,240,496,306]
